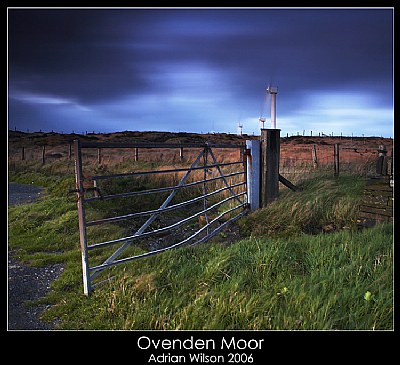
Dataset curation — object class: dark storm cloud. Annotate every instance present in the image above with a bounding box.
[8,9,157,102]
[9,8,392,99]
[8,7,393,135]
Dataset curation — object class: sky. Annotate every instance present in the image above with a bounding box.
[7,7,394,137]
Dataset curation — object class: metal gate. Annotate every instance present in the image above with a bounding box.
[72,140,248,295]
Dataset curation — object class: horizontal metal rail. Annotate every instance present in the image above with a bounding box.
[89,202,247,273]
[190,209,247,246]
[80,141,246,149]
[85,170,244,203]
[73,138,248,295]
[86,181,246,226]
[87,191,246,251]
[89,161,243,181]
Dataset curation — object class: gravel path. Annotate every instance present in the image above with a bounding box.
[8,183,64,331]
[8,182,44,206]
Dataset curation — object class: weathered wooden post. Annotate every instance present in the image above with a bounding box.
[334,143,340,177]
[97,148,102,164]
[93,179,99,198]
[179,147,184,162]
[69,142,72,160]
[42,145,46,165]
[376,144,388,175]
[260,128,280,207]
[312,144,318,169]
[134,147,139,162]
[21,146,25,161]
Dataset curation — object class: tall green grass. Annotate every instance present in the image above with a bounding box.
[240,174,365,237]
[37,224,393,330]
[8,162,393,330]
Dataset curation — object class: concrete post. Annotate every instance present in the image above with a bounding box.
[246,140,260,211]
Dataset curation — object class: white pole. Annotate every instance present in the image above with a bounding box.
[267,86,278,129]
[271,92,276,129]
[246,140,260,211]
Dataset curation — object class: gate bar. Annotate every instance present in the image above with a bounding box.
[208,147,244,205]
[86,181,246,226]
[80,141,245,149]
[90,161,243,181]
[89,148,207,282]
[85,170,244,203]
[88,191,247,252]
[89,202,247,273]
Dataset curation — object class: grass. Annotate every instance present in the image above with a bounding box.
[33,224,392,330]
[240,174,365,237]
[8,159,393,330]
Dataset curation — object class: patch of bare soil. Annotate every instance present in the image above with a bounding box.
[8,183,64,331]
[8,257,64,330]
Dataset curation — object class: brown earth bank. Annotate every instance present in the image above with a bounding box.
[7,129,392,148]
[8,129,392,166]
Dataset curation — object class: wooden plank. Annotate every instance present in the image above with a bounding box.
[364,185,393,193]
[361,195,389,206]
[364,189,393,197]
[360,202,391,211]
[358,212,392,222]
[365,177,391,187]
[279,174,301,192]
[359,205,393,217]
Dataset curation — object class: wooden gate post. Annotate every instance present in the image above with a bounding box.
[260,129,280,207]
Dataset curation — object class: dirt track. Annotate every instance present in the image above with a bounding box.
[8,183,63,331]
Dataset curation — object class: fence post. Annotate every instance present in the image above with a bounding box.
[21,147,25,161]
[69,143,72,160]
[97,148,102,164]
[134,147,139,162]
[42,145,46,165]
[376,144,388,175]
[179,147,184,162]
[334,143,340,177]
[260,129,280,207]
[312,144,318,169]
[246,139,260,211]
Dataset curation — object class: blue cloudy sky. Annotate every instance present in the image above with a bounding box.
[8,7,394,137]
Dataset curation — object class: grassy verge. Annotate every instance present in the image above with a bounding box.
[35,224,393,330]
[8,166,393,330]
[239,174,365,237]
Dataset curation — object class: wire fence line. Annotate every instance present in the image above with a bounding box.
[279,142,390,187]
[9,139,390,188]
